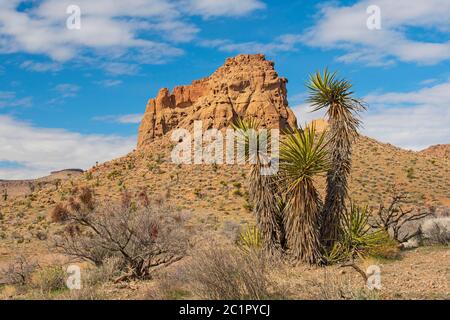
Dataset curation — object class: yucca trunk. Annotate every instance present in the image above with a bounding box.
[320,105,355,249]
[284,180,323,264]
[249,161,282,254]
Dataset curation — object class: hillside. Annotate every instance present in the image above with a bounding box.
[420,144,450,159]
[0,169,83,198]
[0,134,448,256]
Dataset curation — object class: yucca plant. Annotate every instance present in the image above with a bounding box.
[325,203,389,263]
[232,118,282,253]
[307,69,366,249]
[279,125,330,264]
[237,226,262,253]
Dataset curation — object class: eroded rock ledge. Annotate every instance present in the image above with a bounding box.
[137,54,298,148]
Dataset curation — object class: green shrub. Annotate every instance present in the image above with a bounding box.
[32,265,66,294]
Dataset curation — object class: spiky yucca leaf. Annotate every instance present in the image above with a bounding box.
[280,125,330,186]
[279,125,329,264]
[237,226,262,253]
[307,69,366,249]
[325,203,390,263]
[232,118,282,253]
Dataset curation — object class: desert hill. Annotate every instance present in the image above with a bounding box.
[0,169,83,199]
[0,133,448,251]
[420,144,450,159]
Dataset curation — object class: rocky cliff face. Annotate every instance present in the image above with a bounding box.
[137,54,298,148]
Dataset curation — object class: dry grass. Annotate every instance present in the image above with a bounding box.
[183,246,285,300]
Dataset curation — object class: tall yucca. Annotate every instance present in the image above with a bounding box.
[279,125,330,264]
[232,118,282,253]
[307,69,366,249]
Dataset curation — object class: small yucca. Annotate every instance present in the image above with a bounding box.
[237,226,262,253]
[325,203,390,263]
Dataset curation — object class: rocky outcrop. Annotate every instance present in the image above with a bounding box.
[137,54,298,148]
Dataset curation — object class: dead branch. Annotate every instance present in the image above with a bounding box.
[370,186,434,242]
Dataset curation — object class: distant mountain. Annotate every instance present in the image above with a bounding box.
[420,144,450,159]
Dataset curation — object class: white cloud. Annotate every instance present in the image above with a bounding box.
[93,114,143,124]
[54,83,80,98]
[200,35,298,55]
[0,0,265,72]
[301,0,450,65]
[95,79,123,88]
[100,62,140,76]
[185,0,265,18]
[0,0,187,62]
[0,91,32,108]
[292,103,326,128]
[363,81,450,150]
[0,115,136,180]
[20,60,62,72]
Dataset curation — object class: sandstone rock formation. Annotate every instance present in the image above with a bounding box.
[137,54,298,148]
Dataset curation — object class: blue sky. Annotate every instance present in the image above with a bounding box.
[0,0,449,179]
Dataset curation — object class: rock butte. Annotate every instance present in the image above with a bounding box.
[137,54,298,149]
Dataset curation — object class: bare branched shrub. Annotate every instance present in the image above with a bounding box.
[0,255,38,286]
[371,187,434,242]
[53,189,191,280]
[185,246,276,300]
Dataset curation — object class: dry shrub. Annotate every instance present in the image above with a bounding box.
[185,246,280,300]
[53,198,191,280]
[84,257,123,286]
[309,271,379,300]
[32,264,66,294]
[0,255,38,286]
[149,268,192,300]
[65,287,104,300]
[50,203,69,223]
[369,237,401,260]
